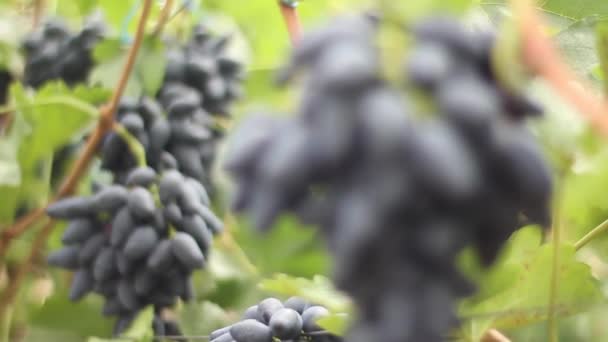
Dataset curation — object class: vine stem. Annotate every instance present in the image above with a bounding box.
[0,219,54,321]
[0,0,153,305]
[574,218,608,251]
[32,0,44,30]
[278,1,301,45]
[153,0,174,36]
[481,329,511,342]
[548,217,561,342]
[113,122,147,167]
[510,0,608,136]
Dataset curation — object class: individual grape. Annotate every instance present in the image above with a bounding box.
[123,227,158,260]
[110,207,135,247]
[91,185,129,212]
[61,218,98,244]
[125,166,157,187]
[127,187,156,219]
[46,197,96,218]
[92,247,116,281]
[229,319,273,342]
[117,279,141,311]
[163,202,183,225]
[69,268,94,301]
[177,215,212,255]
[159,170,185,204]
[268,308,303,339]
[257,298,284,323]
[211,326,232,340]
[405,43,453,89]
[147,238,175,274]
[195,202,224,234]
[242,305,260,321]
[171,232,206,269]
[133,268,155,296]
[284,296,308,314]
[78,233,107,265]
[302,306,330,333]
[115,250,133,275]
[47,245,80,269]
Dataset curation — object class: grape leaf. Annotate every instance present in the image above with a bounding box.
[11,83,99,170]
[316,313,350,336]
[480,0,608,20]
[541,0,608,20]
[596,22,608,93]
[28,294,113,338]
[91,35,166,97]
[554,17,607,77]
[134,36,166,97]
[232,215,330,278]
[459,228,602,341]
[96,0,138,33]
[178,301,231,337]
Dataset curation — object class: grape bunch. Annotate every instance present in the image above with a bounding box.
[224,15,552,342]
[210,297,342,342]
[163,23,245,116]
[45,167,223,337]
[22,18,104,88]
[155,24,244,188]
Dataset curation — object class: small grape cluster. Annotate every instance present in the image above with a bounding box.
[224,15,552,342]
[163,24,245,116]
[22,18,104,88]
[210,297,342,342]
[156,24,244,188]
[46,167,223,337]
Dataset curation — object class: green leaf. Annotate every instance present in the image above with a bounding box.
[379,0,474,22]
[560,148,608,245]
[91,35,166,97]
[0,106,30,187]
[316,313,350,336]
[259,273,352,313]
[596,22,608,93]
[12,82,99,169]
[540,0,608,20]
[134,36,166,97]
[232,215,330,277]
[28,293,113,338]
[93,38,124,62]
[492,17,528,93]
[96,0,138,32]
[459,230,602,341]
[555,17,607,78]
[179,301,231,337]
[91,54,142,97]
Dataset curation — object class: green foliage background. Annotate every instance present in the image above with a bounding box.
[2,0,608,341]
